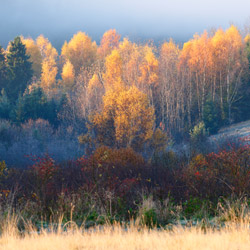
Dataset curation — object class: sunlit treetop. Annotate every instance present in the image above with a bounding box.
[36,35,58,94]
[21,37,42,78]
[36,35,58,60]
[118,38,135,56]
[138,45,159,86]
[161,39,180,57]
[103,49,124,90]
[98,29,121,58]
[61,31,97,75]
[61,59,75,91]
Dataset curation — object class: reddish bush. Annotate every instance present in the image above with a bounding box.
[183,140,250,198]
[31,154,58,184]
[76,146,149,215]
[78,146,147,193]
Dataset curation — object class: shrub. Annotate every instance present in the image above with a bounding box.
[78,146,148,218]
[183,139,250,198]
[190,122,208,142]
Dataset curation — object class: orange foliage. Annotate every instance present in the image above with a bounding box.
[87,73,104,112]
[61,32,97,75]
[119,39,141,87]
[103,49,124,90]
[61,59,75,91]
[138,45,159,86]
[98,29,121,58]
[115,86,154,147]
[92,86,155,149]
[36,35,58,94]
[21,37,42,78]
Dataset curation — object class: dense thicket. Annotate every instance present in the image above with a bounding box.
[1,28,250,225]
[0,26,250,165]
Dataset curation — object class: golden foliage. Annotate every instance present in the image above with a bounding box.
[114,86,154,147]
[36,35,58,94]
[119,38,134,56]
[138,45,159,86]
[61,60,75,91]
[92,86,155,149]
[21,37,42,78]
[103,49,124,90]
[36,35,58,60]
[181,32,212,73]
[211,26,243,69]
[87,73,104,112]
[120,41,141,87]
[160,39,180,80]
[98,29,121,58]
[118,40,159,93]
[61,32,97,75]
[40,60,58,92]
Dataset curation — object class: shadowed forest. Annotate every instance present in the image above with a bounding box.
[0,26,250,227]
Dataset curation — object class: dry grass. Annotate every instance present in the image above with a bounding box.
[0,221,250,250]
[0,198,250,250]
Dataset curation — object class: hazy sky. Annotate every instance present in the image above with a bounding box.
[1,0,250,49]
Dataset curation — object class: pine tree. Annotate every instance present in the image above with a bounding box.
[6,37,33,102]
[0,89,11,120]
[0,45,7,91]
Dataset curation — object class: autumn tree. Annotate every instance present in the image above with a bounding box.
[86,73,104,112]
[103,49,124,90]
[119,43,159,105]
[159,39,182,134]
[98,29,121,58]
[211,26,247,124]
[37,35,58,95]
[232,34,250,121]
[178,40,193,130]
[21,37,42,78]
[68,72,104,125]
[191,32,212,120]
[61,32,97,77]
[119,43,159,107]
[115,86,155,148]
[117,40,159,106]
[118,38,141,87]
[61,59,75,91]
[223,26,247,123]
[90,86,155,150]
[244,35,250,69]
[138,45,159,87]
[179,32,213,124]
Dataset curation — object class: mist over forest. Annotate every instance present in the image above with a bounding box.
[1,1,250,240]
[1,0,250,49]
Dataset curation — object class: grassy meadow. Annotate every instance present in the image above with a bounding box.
[0,200,250,250]
[0,220,250,250]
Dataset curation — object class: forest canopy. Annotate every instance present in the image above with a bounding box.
[1,26,250,166]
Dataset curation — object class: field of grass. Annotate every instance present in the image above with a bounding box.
[0,218,250,250]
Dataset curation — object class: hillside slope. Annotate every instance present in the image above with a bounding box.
[211,120,250,141]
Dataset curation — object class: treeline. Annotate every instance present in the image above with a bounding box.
[1,27,250,162]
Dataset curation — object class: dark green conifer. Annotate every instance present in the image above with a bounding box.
[0,45,7,91]
[6,37,33,102]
